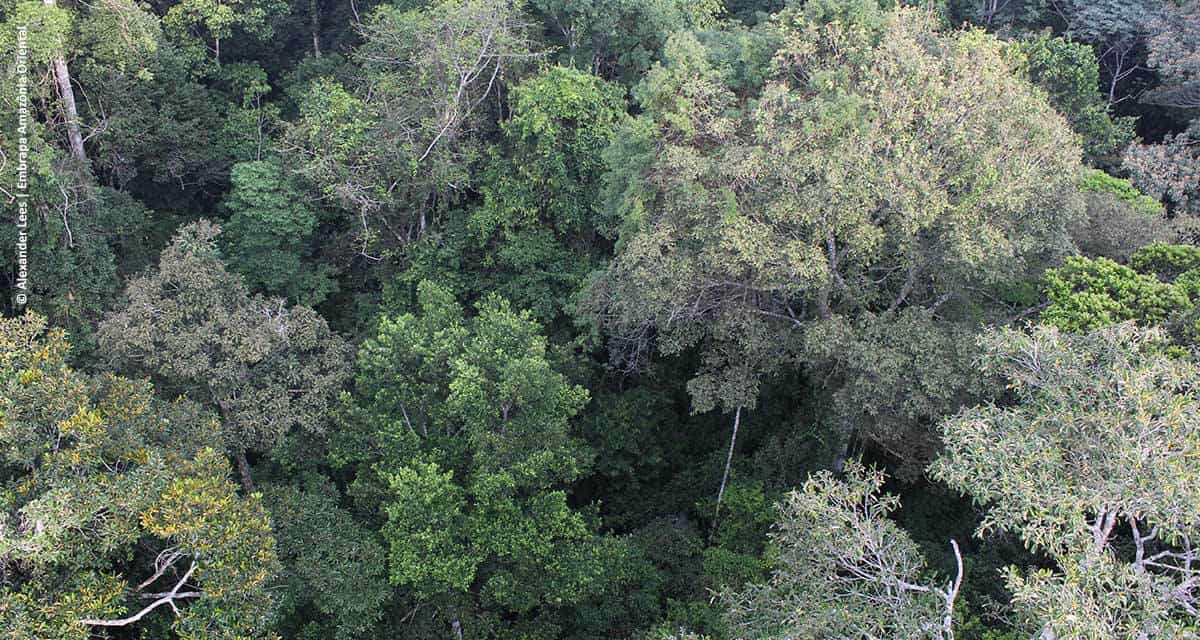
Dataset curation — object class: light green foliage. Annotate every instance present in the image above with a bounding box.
[584,5,1082,418]
[382,459,480,595]
[97,221,351,456]
[933,324,1200,638]
[1080,168,1166,217]
[1131,243,1200,281]
[222,159,335,305]
[467,65,626,320]
[0,314,279,639]
[283,76,375,222]
[262,477,390,640]
[723,461,958,640]
[1042,255,1193,332]
[1041,244,1200,346]
[1012,34,1136,165]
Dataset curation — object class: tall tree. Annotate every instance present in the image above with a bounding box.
[0,313,279,638]
[40,0,86,164]
[97,220,352,490]
[220,159,336,305]
[343,281,642,638]
[529,0,721,84]
[582,2,1083,464]
[282,0,539,257]
[447,65,626,322]
[722,461,963,640]
[163,0,288,63]
[931,323,1200,638]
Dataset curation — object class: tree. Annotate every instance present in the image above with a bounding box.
[529,0,721,84]
[1070,169,1170,262]
[1142,0,1200,110]
[221,159,336,305]
[931,323,1200,638]
[582,3,1082,461]
[0,313,279,638]
[464,65,626,322]
[1123,129,1200,222]
[262,476,391,640]
[97,220,352,490]
[283,0,538,256]
[163,0,288,63]
[800,309,984,476]
[1011,33,1136,166]
[0,2,163,345]
[1048,0,1162,109]
[722,460,963,640]
[1041,243,1200,343]
[343,280,636,638]
[40,0,86,165]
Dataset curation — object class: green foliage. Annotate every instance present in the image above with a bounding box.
[1042,255,1193,332]
[723,461,957,639]
[98,221,352,457]
[285,0,537,255]
[0,313,279,638]
[700,480,774,589]
[1070,170,1171,261]
[1131,242,1200,280]
[1079,168,1165,216]
[932,323,1200,638]
[163,0,287,59]
[221,159,336,305]
[465,65,626,321]
[262,476,390,639]
[4,0,1192,636]
[1012,34,1136,165]
[802,309,985,475]
[529,0,721,84]
[583,5,1083,422]
[345,280,648,637]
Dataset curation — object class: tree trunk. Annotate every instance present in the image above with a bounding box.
[42,0,86,165]
[310,0,322,57]
[712,406,742,536]
[236,449,255,492]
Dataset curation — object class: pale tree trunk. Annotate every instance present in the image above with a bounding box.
[310,0,321,57]
[712,406,742,536]
[42,0,87,165]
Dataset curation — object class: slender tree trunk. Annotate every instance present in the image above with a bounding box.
[42,0,86,165]
[712,406,742,535]
[236,449,255,492]
[310,0,322,57]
